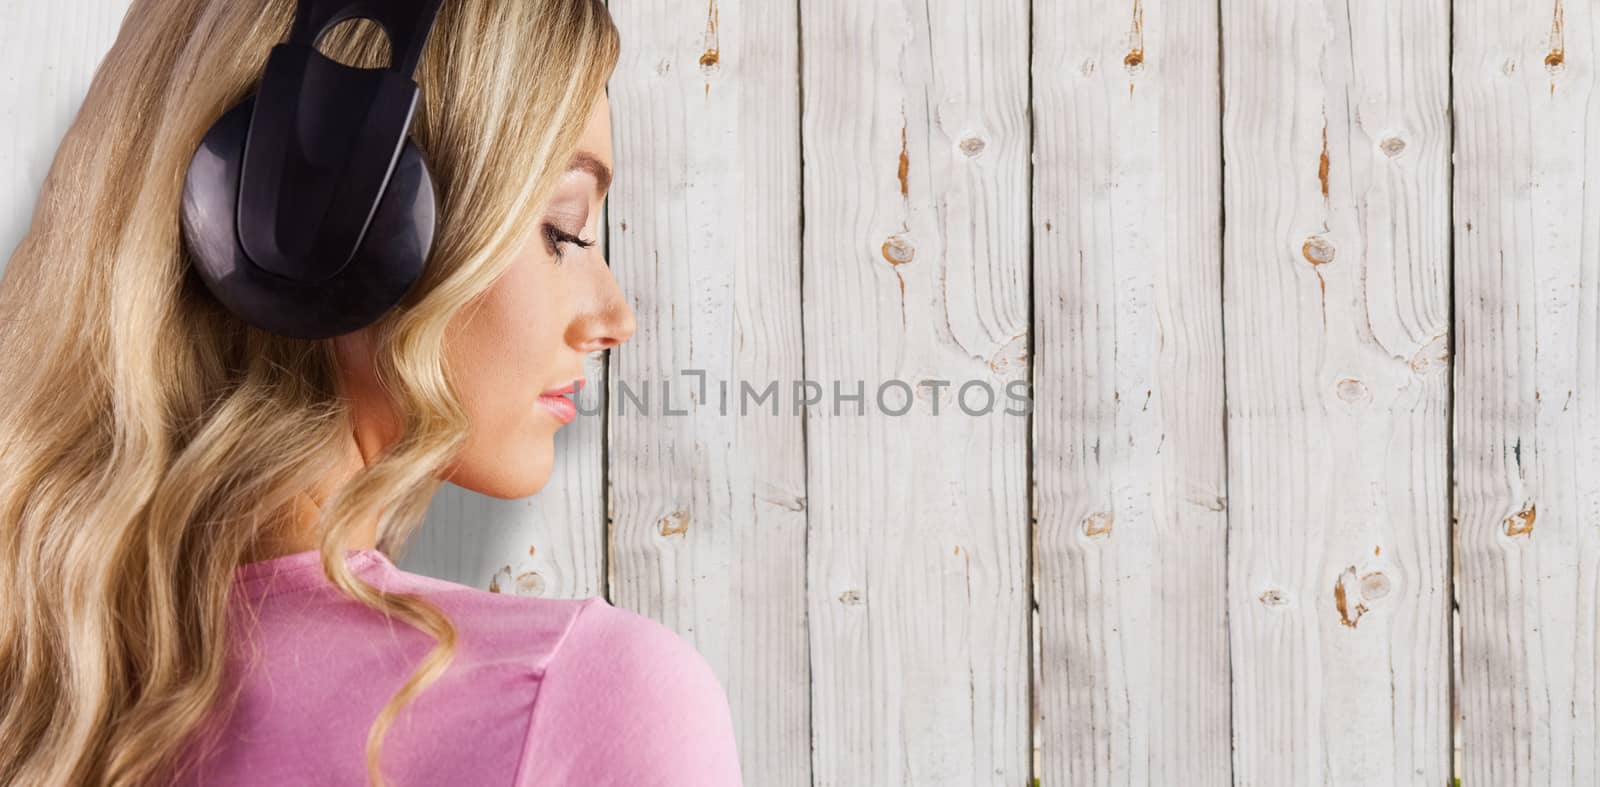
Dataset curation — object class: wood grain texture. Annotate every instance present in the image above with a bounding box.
[602,1,811,784]
[1453,1,1600,785]
[27,1,1600,783]
[1030,0,1230,784]
[0,0,129,259]
[799,1,1032,784]
[1220,0,1453,783]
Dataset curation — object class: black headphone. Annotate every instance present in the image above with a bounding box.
[179,0,446,340]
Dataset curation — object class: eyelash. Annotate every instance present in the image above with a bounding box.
[542,222,596,261]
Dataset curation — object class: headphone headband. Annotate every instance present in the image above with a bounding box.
[287,0,445,77]
[180,0,446,339]
[236,0,443,282]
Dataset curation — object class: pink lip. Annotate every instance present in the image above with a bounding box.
[538,394,577,424]
[537,378,584,425]
[540,378,585,397]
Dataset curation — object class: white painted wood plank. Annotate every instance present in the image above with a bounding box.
[800,1,1031,784]
[0,1,130,264]
[1453,1,1600,784]
[1031,0,1230,784]
[1221,0,1453,783]
[602,1,810,784]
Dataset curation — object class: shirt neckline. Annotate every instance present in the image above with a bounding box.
[234,547,390,600]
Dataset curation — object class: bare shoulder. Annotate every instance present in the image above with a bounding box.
[517,597,744,787]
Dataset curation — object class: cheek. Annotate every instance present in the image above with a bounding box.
[449,258,567,433]
[437,253,574,496]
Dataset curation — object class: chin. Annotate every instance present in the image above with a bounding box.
[446,436,556,499]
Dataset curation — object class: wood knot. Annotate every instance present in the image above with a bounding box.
[488,565,546,596]
[658,509,690,538]
[1334,566,1369,628]
[881,234,915,265]
[1083,511,1114,539]
[488,565,511,593]
[1359,571,1390,600]
[1335,377,1370,404]
[1302,236,1336,265]
[1409,334,1450,374]
[1504,503,1536,537]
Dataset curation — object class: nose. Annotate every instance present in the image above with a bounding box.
[569,269,636,353]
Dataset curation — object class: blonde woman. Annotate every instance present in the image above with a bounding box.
[0,1,743,785]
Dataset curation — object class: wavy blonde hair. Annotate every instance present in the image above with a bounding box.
[0,0,619,784]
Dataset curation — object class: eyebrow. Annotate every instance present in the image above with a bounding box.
[567,151,612,198]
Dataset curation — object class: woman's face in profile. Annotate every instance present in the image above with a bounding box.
[442,90,632,497]
[340,90,633,499]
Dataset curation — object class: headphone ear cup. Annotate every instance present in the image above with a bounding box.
[180,96,437,340]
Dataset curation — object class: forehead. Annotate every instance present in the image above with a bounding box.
[575,91,612,169]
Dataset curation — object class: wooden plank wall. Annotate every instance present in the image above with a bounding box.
[4,1,1600,786]
[1220,0,1454,785]
[1454,1,1600,785]
[797,0,1033,784]
[1033,0,1230,785]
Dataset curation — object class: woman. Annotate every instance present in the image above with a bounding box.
[0,1,743,785]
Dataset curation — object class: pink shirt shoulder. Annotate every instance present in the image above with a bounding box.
[174,548,743,787]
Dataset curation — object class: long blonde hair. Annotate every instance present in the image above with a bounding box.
[0,0,619,784]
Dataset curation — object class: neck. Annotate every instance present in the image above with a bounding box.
[241,429,378,563]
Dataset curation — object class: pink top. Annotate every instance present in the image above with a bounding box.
[173,547,744,786]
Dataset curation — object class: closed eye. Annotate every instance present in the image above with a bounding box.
[542,222,596,261]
